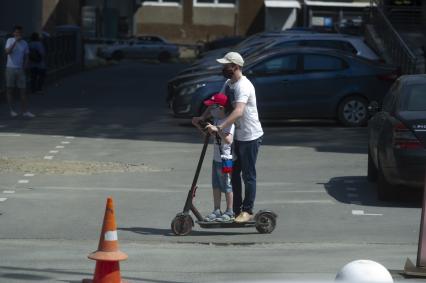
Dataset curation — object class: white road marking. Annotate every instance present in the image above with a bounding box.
[56,146,65,149]
[18,180,29,184]
[61,141,70,144]
[49,150,59,154]
[3,191,15,194]
[347,193,359,198]
[0,134,21,137]
[352,210,382,216]
[44,156,54,160]
[52,135,60,138]
[0,198,7,202]
[24,174,35,177]
[65,136,75,139]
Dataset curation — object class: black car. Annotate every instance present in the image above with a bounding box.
[171,48,397,127]
[368,75,426,200]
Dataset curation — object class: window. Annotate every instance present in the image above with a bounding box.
[141,0,181,6]
[251,55,298,76]
[194,0,237,7]
[303,54,346,72]
[299,40,357,55]
[401,84,426,111]
[382,82,399,112]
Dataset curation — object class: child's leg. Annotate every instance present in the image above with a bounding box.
[213,188,221,210]
[225,192,233,211]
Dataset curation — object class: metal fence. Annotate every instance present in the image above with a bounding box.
[367,0,418,74]
[0,31,82,94]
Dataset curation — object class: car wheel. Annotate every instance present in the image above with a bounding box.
[367,151,378,182]
[338,96,369,127]
[112,51,124,61]
[158,52,171,63]
[377,166,397,201]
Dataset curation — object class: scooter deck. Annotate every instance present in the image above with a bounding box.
[196,220,256,229]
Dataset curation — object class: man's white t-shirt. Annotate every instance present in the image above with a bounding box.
[5,38,29,69]
[213,118,234,162]
[222,76,263,141]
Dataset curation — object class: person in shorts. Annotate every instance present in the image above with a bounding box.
[4,25,35,118]
[193,93,235,222]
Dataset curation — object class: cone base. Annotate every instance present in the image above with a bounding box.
[88,250,128,261]
[404,258,426,277]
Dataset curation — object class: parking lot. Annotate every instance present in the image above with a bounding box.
[0,60,423,282]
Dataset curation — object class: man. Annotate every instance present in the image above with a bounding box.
[192,52,263,223]
[4,25,35,118]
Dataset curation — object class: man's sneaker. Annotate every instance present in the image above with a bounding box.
[22,112,36,118]
[204,209,221,222]
[216,211,235,223]
[235,211,253,223]
[10,110,18,118]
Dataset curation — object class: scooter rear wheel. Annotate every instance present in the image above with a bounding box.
[171,213,193,236]
[255,211,276,234]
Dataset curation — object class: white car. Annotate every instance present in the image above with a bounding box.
[98,35,179,62]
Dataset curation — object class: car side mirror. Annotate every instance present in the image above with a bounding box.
[368,101,380,116]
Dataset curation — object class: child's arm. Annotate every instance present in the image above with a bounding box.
[217,130,233,144]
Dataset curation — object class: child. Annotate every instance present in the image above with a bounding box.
[194,93,235,222]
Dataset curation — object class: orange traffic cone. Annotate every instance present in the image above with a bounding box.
[83,197,129,283]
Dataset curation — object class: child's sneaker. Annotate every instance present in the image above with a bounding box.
[204,209,221,222]
[216,211,235,223]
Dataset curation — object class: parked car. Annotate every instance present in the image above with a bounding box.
[197,36,245,56]
[171,48,397,127]
[98,35,179,62]
[368,75,426,200]
[179,33,381,77]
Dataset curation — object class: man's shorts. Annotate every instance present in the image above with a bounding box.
[212,161,232,193]
[6,68,26,89]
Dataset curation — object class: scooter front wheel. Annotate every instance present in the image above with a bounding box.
[255,211,277,234]
[171,213,194,236]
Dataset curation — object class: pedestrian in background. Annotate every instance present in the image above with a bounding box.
[29,32,46,95]
[4,25,35,118]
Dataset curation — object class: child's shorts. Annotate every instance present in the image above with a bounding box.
[212,161,232,193]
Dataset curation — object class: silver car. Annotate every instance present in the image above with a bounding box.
[98,35,179,62]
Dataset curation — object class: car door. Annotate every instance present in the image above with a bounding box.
[284,53,350,117]
[246,54,300,118]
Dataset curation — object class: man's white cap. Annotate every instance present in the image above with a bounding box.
[216,52,244,67]
[335,260,394,283]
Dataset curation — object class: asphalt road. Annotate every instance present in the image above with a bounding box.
[0,60,423,283]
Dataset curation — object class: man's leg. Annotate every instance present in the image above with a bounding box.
[16,69,29,114]
[5,68,16,113]
[240,137,262,214]
[30,68,37,93]
[231,140,242,216]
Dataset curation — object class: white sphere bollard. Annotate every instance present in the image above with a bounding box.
[335,260,394,283]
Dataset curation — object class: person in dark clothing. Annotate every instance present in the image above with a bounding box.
[28,32,46,95]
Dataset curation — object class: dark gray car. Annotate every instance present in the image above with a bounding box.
[368,75,426,200]
[171,48,397,127]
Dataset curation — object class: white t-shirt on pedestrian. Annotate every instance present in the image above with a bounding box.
[5,38,29,69]
[222,76,263,141]
[213,118,234,162]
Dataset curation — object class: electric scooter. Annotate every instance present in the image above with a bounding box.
[171,122,277,236]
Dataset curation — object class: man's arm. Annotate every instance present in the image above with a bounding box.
[5,39,16,55]
[219,102,245,129]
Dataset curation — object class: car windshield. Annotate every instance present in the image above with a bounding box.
[401,83,426,111]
